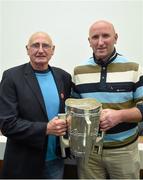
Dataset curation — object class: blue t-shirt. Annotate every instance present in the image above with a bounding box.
[35,70,59,161]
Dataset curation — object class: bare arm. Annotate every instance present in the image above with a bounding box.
[100,107,142,132]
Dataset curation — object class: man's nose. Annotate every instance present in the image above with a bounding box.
[38,44,44,52]
[98,37,104,45]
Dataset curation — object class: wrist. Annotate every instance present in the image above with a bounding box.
[46,123,49,135]
[136,102,143,120]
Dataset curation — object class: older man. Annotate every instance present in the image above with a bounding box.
[0,32,72,178]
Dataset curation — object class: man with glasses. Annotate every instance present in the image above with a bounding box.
[0,32,72,179]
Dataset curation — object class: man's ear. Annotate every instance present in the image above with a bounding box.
[52,45,55,51]
[114,33,118,44]
[51,45,55,55]
[88,37,92,47]
[26,45,29,55]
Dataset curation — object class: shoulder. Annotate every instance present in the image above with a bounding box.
[2,63,28,75]
[1,63,29,83]
[115,54,140,70]
[50,66,71,77]
[50,66,72,83]
[73,57,96,75]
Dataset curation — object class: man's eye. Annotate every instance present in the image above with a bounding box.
[31,43,39,48]
[42,44,51,49]
[103,34,110,38]
[92,35,99,40]
[30,43,51,49]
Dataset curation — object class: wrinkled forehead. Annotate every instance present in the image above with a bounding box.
[28,32,53,46]
[89,21,116,36]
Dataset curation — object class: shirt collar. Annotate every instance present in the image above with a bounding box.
[93,48,117,66]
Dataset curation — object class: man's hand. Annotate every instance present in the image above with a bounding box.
[100,107,142,132]
[46,117,67,136]
[99,109,122,132]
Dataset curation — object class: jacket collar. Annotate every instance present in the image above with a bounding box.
[24,63,65,116]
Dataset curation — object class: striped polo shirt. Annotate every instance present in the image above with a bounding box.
[73,53,143,147]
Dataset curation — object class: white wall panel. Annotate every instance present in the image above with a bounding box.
[0,0,143,79]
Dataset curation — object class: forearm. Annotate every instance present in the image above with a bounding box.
[119,107,142,123]
[100,107,143,131]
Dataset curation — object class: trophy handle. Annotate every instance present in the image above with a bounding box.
[84,111,92,164]
[58,113,69,158]
[95,131,104,154]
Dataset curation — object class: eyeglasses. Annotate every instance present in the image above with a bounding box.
[30,43,52,50]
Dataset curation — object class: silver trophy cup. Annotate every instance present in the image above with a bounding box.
[59,98,103,164]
